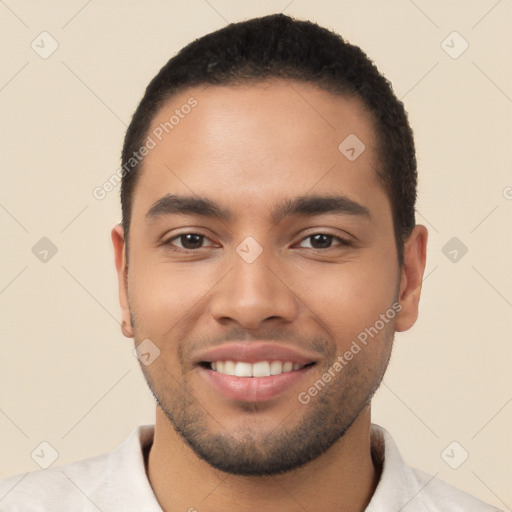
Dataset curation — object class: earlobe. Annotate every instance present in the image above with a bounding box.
[121,319,133,339]
[395,225,428,332]
[111,223,134,339]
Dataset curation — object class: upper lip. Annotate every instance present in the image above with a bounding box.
[194,342,319,365]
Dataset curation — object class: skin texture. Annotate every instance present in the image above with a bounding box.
[112,80,427,511]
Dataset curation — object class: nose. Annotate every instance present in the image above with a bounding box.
[209,246,299,330]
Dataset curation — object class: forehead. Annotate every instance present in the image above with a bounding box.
[132,80,388,223]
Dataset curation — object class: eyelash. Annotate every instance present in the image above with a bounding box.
[162,232,352,252]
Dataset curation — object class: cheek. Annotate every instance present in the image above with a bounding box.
[128,255,219,335]
[285,252,399,345]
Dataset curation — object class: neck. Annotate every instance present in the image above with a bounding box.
[147,406,379,512]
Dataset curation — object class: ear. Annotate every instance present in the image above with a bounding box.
[111,223,134,338]
[395,225,428,332]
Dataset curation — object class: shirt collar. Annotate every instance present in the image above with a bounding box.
[367,424,433,511]
[106,424,162,510]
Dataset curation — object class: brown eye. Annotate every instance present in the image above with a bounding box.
[180,234,204,249]
[309,234,333,249]
[298,233,349,250]
[167,233,208,250]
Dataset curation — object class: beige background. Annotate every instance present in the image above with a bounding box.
[1,0,511,508]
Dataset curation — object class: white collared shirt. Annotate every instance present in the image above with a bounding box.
[0,424,503,511]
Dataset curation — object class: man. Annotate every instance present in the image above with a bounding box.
[0,13,502,511]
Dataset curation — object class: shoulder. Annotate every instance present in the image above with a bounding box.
[0,450,111,512]
[0,425,158,512]
[409,466,504,512]
[368,424,503,512]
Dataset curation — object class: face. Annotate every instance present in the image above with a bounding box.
[113,81,426,476]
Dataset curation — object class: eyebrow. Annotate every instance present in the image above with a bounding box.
[271,194,371,224]
[145,193,371,223]
[146,194,231,221]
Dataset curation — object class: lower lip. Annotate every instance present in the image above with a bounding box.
[199,366,314,403]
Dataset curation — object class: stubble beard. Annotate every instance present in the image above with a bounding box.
[137,327,394,476]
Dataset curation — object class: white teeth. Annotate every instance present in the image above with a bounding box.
[282,362,293,373]
[270,360,283,375]
[223,360,236,376]
[252,361,271,377]
[210,360,306,377]
[234,362,253,377]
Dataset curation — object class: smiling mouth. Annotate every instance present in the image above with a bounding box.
[200,360,316,377]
